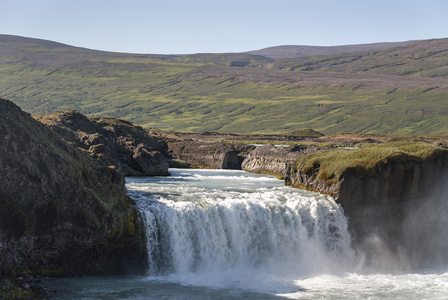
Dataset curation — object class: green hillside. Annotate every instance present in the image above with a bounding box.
[267,39,448,78]
[1,35,448,134]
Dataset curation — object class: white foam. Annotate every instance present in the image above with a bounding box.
[278,272,448,299]
[130,169,354,294]
[127,169,448,298]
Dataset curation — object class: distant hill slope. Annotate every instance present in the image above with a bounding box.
[0,34,177,65]
[1,35,448,135]
[245,41,418,58]
[266,38,448,78]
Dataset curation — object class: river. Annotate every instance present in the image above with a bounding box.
[43,168,448,299]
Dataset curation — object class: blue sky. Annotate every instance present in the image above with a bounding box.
[1,0,447,54]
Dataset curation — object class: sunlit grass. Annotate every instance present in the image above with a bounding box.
[294,141,446,184]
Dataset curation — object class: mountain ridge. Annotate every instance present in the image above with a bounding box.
[0,34,427,58]
[245,40,420,58]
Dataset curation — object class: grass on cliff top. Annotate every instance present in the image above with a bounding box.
[295,141,447,184]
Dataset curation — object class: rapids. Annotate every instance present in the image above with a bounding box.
[42,168,448,299]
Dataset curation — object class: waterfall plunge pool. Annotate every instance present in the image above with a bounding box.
[42,168,448,299]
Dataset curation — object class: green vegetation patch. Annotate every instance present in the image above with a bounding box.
[288,128,324,137]
[295,141,447,184]
[2,36,448,135]
[0,278,46,299]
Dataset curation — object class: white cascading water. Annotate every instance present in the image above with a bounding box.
[128,168,355,290]
[42,168,448,299]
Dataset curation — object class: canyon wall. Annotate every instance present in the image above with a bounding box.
[241,144,327,178]
[168,141,254,169]
[233,142,448,269]
[0,99,147,276]
[286,150,448,269]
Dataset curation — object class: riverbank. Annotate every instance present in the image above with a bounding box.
[0,277,49,299]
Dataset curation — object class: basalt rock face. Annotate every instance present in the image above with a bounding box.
[242,144,328,178]
[34,111,169,176]
[169,141,254,169]
[285,167,342,196]
[286,151,448,270]
[0,99,146,276]
[339,154,448,268]
[338,154,448,218]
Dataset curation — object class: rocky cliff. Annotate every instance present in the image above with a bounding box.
[168,141,254,169]
[241,144,327,178]
[0,99,146,276]
[285,144,448,269]
[34,110,169,176]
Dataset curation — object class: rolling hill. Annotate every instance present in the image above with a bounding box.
[245,40,418,58]
[1,34,448,134]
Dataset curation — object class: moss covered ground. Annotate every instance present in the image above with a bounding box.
[0,278,47,299]
[294,140,448,185]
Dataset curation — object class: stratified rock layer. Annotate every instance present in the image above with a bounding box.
[286,150,448,269]
[169,141,254,169]
[242,144,327,178]
[0,99,146,276]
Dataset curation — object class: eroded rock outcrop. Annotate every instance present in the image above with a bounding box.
[242,144,328,178]
[34,110,169,176]
[169,141,254,169]
[285,168,342,196]
[0,99,146,276]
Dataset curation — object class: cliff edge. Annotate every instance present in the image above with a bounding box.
[286,142,448,269]
[168,140,254,169]
[0,99,146,276]
[241,144,328,178]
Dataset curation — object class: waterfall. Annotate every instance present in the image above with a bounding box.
[128,169,354,279]
[41,171,448,299]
